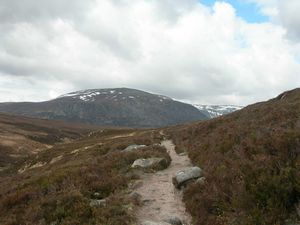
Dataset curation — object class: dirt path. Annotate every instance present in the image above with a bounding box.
[134,140,193,225]
[106,132,136,139]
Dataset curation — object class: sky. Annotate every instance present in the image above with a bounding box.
[0,0,300,105]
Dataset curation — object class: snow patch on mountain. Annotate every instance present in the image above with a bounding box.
[193,105,243,118]
[57,89,173,103]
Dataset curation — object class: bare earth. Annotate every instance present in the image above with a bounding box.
[135,140,193,225]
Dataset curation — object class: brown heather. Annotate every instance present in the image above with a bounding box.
[0,125,169,225]
[167,88,300,225]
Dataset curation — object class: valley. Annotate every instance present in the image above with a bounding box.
[0,88,299,225]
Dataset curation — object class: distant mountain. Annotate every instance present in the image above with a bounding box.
[192,104,243,118]
[0,88,207,128]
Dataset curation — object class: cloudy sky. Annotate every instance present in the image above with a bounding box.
[0,0,300,105]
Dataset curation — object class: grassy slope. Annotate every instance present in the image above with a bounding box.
[0,128,170,225]
[167,88,300,225]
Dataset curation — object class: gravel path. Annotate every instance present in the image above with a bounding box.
[134,140,193,225]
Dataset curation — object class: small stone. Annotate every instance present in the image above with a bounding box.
[89,199,106,207]
[195,177,206,185]
[93,192,101,197]
[143,199,155,205]
[129,192,142,204]
[49,221,58,225]
[132,180,143,189]
[165,217,183,225]
[141,221,165,225]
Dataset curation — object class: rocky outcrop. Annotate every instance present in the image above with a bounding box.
[172,166,202,188]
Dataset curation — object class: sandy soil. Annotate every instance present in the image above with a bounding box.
[135,140,193,225]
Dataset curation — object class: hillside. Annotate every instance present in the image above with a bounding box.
[0,88,208,128]
[0,113,99,173]
[0,126,169,225]
[167,88,300,225]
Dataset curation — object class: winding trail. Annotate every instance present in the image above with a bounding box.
[135,140,193,225]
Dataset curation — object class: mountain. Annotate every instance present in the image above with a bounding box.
[0,88,208,128]
[192,104,243,118]
[167,88,300,225]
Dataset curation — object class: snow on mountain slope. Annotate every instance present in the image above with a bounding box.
[57,89,172,103]
[192,104,243,118]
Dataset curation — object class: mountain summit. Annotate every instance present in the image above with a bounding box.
[0,88,207,127]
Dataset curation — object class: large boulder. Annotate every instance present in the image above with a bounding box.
[172,167,202,188]
[131,158,168,170]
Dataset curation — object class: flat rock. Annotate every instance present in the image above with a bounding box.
[89,199,106,207]
[123,144,146,152]
[131,158,167,169]
[172,166,202,188]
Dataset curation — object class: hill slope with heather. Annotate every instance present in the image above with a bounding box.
[0,126,169,225]
[0,88,207,128]
[167,88,300,225]
[0,113,99,172]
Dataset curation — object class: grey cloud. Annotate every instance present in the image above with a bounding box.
[0,0,299,105]
[0,0,93,23]
[279,1,300,41]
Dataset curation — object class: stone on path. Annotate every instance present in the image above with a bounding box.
[165,217,183,225]
[172,166,202,188]
[131,158,168,169]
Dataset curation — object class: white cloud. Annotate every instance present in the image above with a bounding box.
[0,0,299,105]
